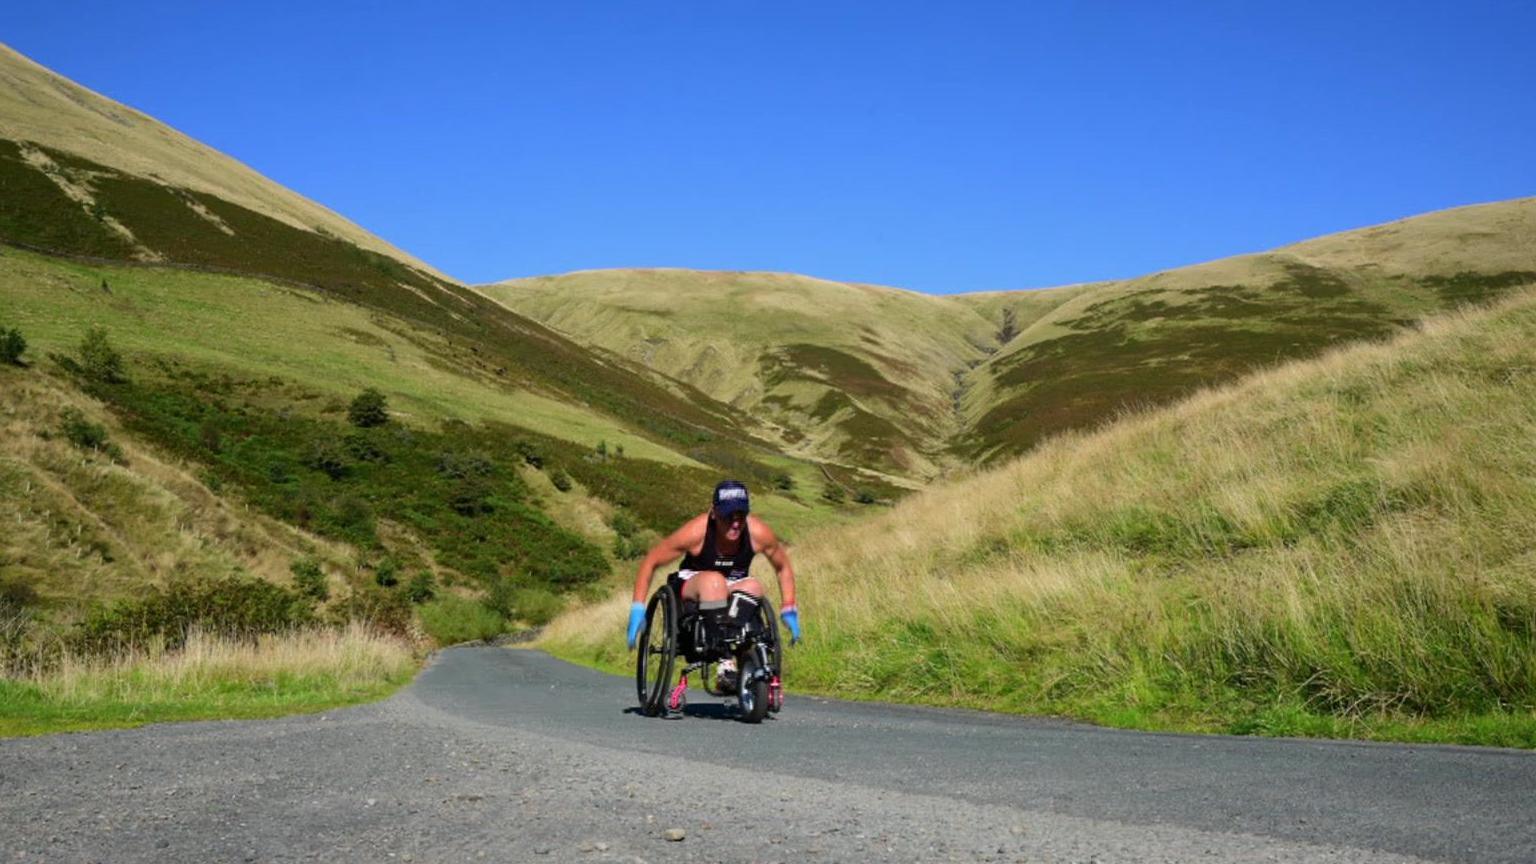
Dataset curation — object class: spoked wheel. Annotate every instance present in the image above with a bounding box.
[737,653,771,724]
[757,597,784,714]
[635,588,679,717]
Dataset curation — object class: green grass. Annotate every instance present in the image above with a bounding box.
[0,626,419,738]
[0,676,408,737]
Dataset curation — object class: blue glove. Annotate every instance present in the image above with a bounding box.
[781,604,801,645]
[626,602,646,649]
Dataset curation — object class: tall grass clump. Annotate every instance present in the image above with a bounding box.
[1,624,416,736]
[543,289,1536,746]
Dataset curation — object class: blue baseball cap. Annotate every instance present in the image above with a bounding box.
[712,480,750,516]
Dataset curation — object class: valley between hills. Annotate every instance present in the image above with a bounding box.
[2,41,1535,745]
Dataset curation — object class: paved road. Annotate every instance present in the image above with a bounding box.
[3,647,1533,863]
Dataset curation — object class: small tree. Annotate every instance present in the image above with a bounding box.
[0,327,25,365]
[821,484,845,504]
[854,487,877,505]
[348,388,389,427]
[773,472,795,491]
[79,326,125,383]
[290,558,329,602]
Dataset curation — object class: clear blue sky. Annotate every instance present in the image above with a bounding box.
[7,2,1535,293]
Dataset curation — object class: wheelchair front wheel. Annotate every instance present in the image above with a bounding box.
[635,588,679,717]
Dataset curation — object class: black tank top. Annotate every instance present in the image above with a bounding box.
[679,517,755,580]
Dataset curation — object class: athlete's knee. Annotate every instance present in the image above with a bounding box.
[690,571,728,599]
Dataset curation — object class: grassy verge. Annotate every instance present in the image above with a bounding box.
[542,290,1536,748]
[0,624,418,737]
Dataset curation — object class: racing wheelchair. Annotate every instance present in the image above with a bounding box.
[635,578,784,723]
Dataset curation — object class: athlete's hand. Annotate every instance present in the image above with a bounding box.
[780,604,801,645]
[626,602,646,649]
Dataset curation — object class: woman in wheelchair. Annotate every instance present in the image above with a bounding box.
[627,481,800,715]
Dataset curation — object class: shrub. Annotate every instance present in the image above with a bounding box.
[347,388,389,427]
[821,484,846,504]
[773,472,795,491]
[855,488,877,505]
[608,510,639,539]
[305,438,350,480]
[333,585,412,637]
[448,477,493,516]
[60,408,109,450]
[418,595,504,645]
[373,558,401,588]
[344,431,388,463]
[436,450,493,479]
[406,572,437,604]
[0,327,25,365]
[612,534,648,561]
[60,408,125,462]
[79,326,125,384]
[513,439,543,469]
[76,577,313,653]
[550,468,572,492]
[510,586,563,626]
[290,558,329,601]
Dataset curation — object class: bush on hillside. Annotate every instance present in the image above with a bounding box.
[305,438,350,480]
[821,484,845,504]
[332,585,412,637]
[417,595,504,645]
[405,572,437,604]
[290,558,329,601]
[347,388,389,427]
[510,586,563,626]
[76,577,314,653]
[549,468,572,492]
[59,408,125,463]
[773,472,795,491]
[79,326,126,384]
[0,326,26,365]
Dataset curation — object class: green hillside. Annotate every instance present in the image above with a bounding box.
[545,287,1536,746]
[954,198,1536,461]
[480,269,996,479]
[0,47,870,666]
[485,200,1536,472]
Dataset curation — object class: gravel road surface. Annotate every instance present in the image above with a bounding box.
[3,647,1533,863]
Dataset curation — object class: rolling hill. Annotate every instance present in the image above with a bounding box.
[480,269,996,478]
[0,44,864,632]
[483,199,1536,472]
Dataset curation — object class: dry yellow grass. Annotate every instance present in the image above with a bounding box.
[0,368,358,605]
[25,623,415,698]
[2,624,419,736]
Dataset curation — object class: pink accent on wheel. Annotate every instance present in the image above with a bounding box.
[769,675,783,711]
[668,676,688,712]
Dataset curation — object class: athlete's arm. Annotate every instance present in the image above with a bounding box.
[632,514,707,603]
[749,516,796,609]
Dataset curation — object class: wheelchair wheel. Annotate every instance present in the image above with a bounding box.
[757,596,784,713]
[737,653,770,724]
[635,588,679,717]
